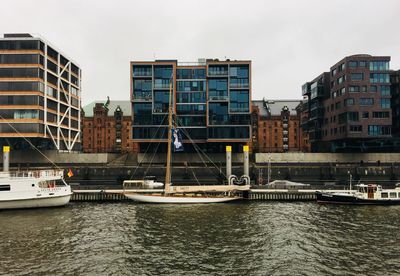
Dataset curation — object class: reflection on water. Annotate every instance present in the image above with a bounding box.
[1,202,400,275]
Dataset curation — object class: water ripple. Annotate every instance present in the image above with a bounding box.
[1,202,400,275]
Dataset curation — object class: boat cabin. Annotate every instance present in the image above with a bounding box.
[355,184,400,200]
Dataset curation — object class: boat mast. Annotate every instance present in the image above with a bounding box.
[164,80,173,194]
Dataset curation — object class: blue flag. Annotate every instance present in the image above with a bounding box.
[172,128,184,152]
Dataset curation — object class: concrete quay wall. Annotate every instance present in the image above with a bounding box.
[255,153,400,164]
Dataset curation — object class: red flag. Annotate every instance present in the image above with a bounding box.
[67,168,74,178]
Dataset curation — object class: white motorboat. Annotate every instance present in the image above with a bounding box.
[0,169,72,209]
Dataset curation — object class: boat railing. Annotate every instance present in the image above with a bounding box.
[3,169,64,178]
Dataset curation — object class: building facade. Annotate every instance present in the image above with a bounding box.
[82,100,137,153]
[0,33,81,151]
[252,99,302,153]
[130,59,251,153]
[391,70,400,137]
[302,54,393,152]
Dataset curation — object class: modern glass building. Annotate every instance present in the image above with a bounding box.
[130,59,251,152]
[0,33,81,151]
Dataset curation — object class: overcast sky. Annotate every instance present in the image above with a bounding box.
[2,0,400,105]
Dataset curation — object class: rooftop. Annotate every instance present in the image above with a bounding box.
[253,99,300,116]
[83,100,131,117]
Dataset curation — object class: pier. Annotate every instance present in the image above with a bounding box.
[70,189,352,202]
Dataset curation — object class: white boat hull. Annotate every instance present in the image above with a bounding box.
[124,193,240,204]
[0,194,72,210]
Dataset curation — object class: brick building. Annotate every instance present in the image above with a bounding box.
[302,54,394,152]
[82,99,137,153]
[252,99,303,153]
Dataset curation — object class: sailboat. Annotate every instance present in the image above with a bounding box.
[123,82,250,203]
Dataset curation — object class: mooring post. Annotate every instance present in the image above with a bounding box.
[226,145,232,182]
[3,146,10,172]
[243,145,249,177]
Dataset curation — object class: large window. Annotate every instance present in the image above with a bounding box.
[0,95,40,105]
[133,79,152,100]
[369,61,389,71]
[350,73,363,81]
[381,98,390,109]
[177,68,205,79]
[208,126,250,139]
[133,65,152,77]
[381,85,390,96]
[153,90,170,112]
[209,102,228,125]
[208,65,228,76]
[176,104,205,114]
[372,112,390,118]
[370,73,390,83]
[177,116,205,126]
[176,81,205,92]
[208,79,228,100]
[154,66,173,89]
[0,81,44,92]
[230,66,249,88]
[368,125,391,136]
[0,40,39,50]
[133,103,152,125]
[176,92,205,103]
[0,68,40,78]
[230,90,249,112]
[359,98,374,105]
[344,98,354,106]
[0,54,41,64]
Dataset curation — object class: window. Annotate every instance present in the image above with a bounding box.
[372,112,390,118]
[340,87,345,95]
[361,86,367,92]
[380,98,390,109]
[348,61,358,68]
[338,63,345,72]
[369,61,389,71]
[337,76,345,84]
[208,79,228,100]
[370,73,390,83]
[381,192,388,198]
[344,98,354,106]
[368,125,391,136]
[360,98,374,105]
[335,102,341,110]
[0,185,11,191]
[370,85,377,92]
[359,61,367,68]
[229,90,249,112]
[349,125,362,132]
[381,85,390,96]
[349,86,360,92]
[351,73,364,81]
[348,112,359,122]
[390,192,397,198]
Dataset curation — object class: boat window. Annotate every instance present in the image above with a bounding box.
[398,193,400,198]
[390,192,397,198]
[0,185,10,191]
[381,192,388,198]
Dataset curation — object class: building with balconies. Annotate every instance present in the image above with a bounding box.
[130,59,251,153]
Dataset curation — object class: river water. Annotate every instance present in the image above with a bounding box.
[0,202,399,275]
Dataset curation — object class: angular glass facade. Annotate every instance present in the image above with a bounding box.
[0,34,81,151]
